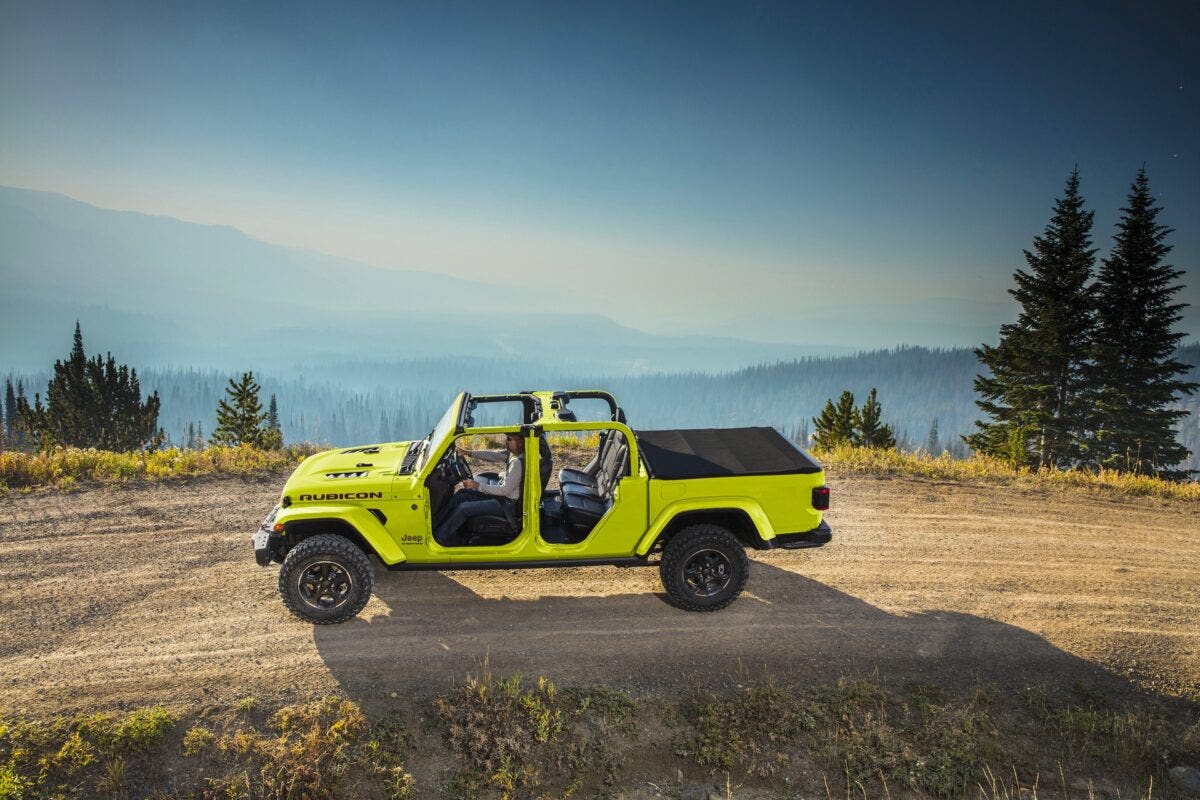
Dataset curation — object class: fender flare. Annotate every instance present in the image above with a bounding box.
[635,497,775,556]
[274,504,407,565]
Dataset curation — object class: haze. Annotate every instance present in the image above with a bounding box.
[1,1,1197,348]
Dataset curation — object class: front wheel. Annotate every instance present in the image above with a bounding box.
[659,524,749,611]
[279,534,374,624]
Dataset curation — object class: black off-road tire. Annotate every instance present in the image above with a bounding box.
[279,534,374,624]
[659,524,749,612]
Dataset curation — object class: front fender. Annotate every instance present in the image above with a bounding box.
[635,497,776,556]
[275,504,407,565]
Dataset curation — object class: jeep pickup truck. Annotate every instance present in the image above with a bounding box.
[252,390,831,623]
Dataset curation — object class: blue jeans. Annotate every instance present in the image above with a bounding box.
[434,489,507,546]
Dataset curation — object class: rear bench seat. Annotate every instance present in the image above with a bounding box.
[557,408,628,489]
[561,431,624,492]
[560,442,628,536]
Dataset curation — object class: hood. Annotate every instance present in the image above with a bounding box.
[288,440,415,482]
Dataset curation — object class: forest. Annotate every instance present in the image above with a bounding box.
[9,342,1196,471]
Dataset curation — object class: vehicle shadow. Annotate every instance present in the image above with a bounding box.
[311,558,1181,716]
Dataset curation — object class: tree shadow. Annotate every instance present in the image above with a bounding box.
[312,558,1181,716]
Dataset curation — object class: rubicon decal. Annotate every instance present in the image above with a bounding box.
[298,492,384,501]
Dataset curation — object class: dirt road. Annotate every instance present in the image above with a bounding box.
[2,472,1197,715]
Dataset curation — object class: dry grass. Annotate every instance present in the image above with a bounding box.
[0,444,318,492]
[816,444,1200,501]
[4,434,1194,502]
[433,660,645,799]
[0,705,176,799]
[0,675,1192,800]
[434,661,566,799]
[682,677,1185,799]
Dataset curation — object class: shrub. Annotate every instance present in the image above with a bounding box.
[209,697,369,800]
[815,444,1200,501]
[0,444,319,491]
[685,679,815,776]
[434,664,564,797]
[182,725,216,757]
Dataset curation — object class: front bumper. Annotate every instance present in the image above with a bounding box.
[766,520,832,550]
[252,505,282,566]
[252,529,273,566]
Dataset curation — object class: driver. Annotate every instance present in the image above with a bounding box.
[433,432,525,546]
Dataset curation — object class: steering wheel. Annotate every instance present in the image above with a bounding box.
[450,448,474,484]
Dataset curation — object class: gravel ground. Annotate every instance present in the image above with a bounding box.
[1,468,1197,716]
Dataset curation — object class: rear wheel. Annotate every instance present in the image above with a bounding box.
[279,534,374,624]
[659,524,748,611]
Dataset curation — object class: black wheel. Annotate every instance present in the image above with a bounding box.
[278,534,374,624]
[659,524,749,611]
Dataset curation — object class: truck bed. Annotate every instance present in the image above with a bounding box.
[634,427,823,479]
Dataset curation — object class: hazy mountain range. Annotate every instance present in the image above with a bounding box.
[0,185,851,373]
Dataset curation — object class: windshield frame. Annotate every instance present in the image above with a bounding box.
[417,392,465,472]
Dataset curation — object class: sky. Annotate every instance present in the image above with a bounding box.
[1,0,1197,346]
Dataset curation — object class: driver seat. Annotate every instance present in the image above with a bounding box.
[462,436,552,544]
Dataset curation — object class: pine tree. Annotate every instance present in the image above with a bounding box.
[812,390,858,448]
[262,393,283,449]
[2,378,14,452]
[926,418,941,454]
[1088,167,1198,478]
[13,380,26,449]
[211,372,270,447]
[856,387,896,449]
[968,169,1097,469]
[15,323,161,451]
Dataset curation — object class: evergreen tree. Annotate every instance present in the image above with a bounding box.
[13,380,26,449]
[968,169,1097,469]
[812,390,858,448]
[2,378,14,451]
[211,372,271,447]
[262,393,283,449]
[1087,168,1197,477]
[926,418,941,454]
[856,387,896,449]
[15,323,161,451]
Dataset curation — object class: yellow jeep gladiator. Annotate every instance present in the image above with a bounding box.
[252,390,831,623]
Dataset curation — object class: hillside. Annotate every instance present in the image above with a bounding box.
[13,342,1196,472]
[0,185,843,373]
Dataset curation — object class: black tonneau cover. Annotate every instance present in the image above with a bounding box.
[635,427,822,479]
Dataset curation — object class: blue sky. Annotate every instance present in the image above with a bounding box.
[1,0,1196,346]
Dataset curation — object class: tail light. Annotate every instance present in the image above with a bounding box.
[812,486,830,511]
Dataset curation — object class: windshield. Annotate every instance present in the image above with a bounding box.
[418,394,462,470]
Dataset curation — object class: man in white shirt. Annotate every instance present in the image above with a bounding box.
[433,432,525,546]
